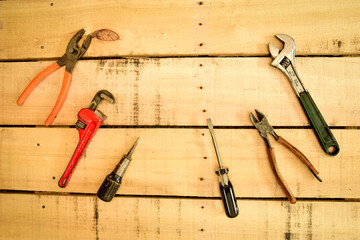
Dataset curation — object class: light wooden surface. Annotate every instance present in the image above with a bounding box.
[1,128,359,199]
[1,194,359,240]
[1,57,359,126]
[1,0,360,59]
[1,0,359,239]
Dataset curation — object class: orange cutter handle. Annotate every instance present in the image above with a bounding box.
[17,62,61,105]
[44,71,72,126]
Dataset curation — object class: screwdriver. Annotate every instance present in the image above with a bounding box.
[97,138,140,202]
[207,119,239,218]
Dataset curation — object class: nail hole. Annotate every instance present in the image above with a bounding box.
[199,23,202,26]
[198,1,203,5]
[50,3,53,6]
[202,133,204,136]
[52,176,55,180]
[201,228,204,232]
[203,156,207,159]
[37,143,40,146]
[41,46,44,49]
[201,206,204,209]
[199,43,204,46]
[200,177,204,181]
[202,109,206,112]
[199,63,203,67]
[42,205,45,209]
[199,86,203,89]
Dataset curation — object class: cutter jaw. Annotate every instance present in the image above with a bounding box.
[250,109,278,147]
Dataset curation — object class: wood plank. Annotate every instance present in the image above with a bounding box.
[0,194,359,240]
[1,0,360,59]
[1,57,359,126]
[1,128,359,199]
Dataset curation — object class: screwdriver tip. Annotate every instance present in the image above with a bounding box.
[207,118,213,128]
[126,137,140,158]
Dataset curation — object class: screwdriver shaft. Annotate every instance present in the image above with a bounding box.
[207,118,223,169]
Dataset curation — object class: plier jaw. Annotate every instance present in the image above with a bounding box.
[58,29,92,73]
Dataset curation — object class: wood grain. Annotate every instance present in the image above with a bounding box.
[1,57,359,126]
[1,194,359,240]
[1,128,359,199]
[1,0,360,59]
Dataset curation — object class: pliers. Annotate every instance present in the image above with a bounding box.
[17,29,92,126]
[250,109,322,204]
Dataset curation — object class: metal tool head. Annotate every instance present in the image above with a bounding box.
[88,90,115,111]
[250,109,277,140]
[88,90,115,120]
[269,34,296,69]
[61,29,92,73]
[126,137,140,159]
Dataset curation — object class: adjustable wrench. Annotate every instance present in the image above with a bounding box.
[58,90,115,188]
[269,34,340,156]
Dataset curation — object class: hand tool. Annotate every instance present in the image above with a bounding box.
[207,118,239,218]
[97,138,140,202]
[17,29,92,126]
[268,34,339,156]
[58,90,115,188]
[250,109,322,204]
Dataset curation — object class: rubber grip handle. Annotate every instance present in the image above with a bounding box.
[299,91,340,156]
[97,173,122,202]
[277,136,319,175]
[17,62,60,105]
[45,71,72,126]
[267,147,296,204]
[219,180,239,218]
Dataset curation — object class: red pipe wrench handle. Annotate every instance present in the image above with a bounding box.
[58,109,103,188]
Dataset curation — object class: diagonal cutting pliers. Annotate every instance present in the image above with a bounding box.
[250,109,322,204]
[17,29,92,126]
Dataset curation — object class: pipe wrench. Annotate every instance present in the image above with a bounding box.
[58,90,115,188]
[269,34,340,156]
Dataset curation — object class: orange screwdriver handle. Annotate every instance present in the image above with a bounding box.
[44,71,72,126]
[17,62,61,106]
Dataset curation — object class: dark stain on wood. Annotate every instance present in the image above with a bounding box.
[91,29,120,41]
[156,199,161,237]
[285,203,292,240]
[135,199,140,238]
[333,39,342,48]
[307,204,313,240]
[132,59,142,125]
[93,198,99,240]
[155,90,161,125]
[176,200,182,239]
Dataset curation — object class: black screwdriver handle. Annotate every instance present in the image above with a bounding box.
[97,173,122,202]
[219,180,239,218]
[299,91,340,156]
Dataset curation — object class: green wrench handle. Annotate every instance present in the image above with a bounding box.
[299,91,340,156]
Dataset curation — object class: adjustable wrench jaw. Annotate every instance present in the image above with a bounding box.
[269,34,307,96]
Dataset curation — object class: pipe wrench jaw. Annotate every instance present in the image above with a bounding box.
[88,90,115,111]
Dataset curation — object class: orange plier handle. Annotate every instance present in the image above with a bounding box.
[17,62,72,126]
